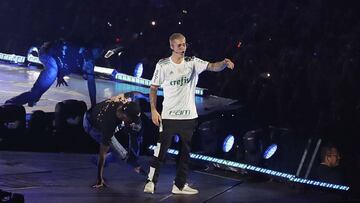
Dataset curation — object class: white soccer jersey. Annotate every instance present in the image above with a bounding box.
[151,56,209,120]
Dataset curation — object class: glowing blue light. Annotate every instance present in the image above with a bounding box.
[25,114,32,122]
[174,134,180,143]
[134,62,143,78]
[0,52,26,64]
[222,134,235,152]
[263,144,278,159]
[168,149,179,155]
[94,66,118,76]
[27,47,41,64]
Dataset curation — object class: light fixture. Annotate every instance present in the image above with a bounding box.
[174,134,180,143]
[222,134,235,153]
[263,144,277,159]
[133,62,143,78]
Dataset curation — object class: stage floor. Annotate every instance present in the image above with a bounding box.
[0,151,346,203]
[0,63,239,115]
[0,63,351,202]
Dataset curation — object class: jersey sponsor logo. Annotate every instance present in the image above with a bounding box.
[170,76,190,86]
[169,110,191,116]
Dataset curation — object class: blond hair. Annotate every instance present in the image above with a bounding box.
[169,33,185,44]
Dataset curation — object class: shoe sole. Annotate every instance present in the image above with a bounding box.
[144,189,154,194]
[144,183,155,194]
[171,190,198,195]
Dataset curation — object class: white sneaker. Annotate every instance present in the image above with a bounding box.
[171,183,199,195]
[144,181,155,194]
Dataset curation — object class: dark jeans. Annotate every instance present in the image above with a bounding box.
[6,53,58,106]
[147,119,197,189]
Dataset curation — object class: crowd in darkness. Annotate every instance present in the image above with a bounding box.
[1,0,360,186]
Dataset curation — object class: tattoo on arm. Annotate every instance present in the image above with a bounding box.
[150,86,158,111]
[207,61,226,72]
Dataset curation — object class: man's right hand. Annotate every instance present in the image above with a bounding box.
[56,77,68,87]
[151,110,162,126]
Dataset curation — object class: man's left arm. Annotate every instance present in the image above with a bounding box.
[206,58,235,72]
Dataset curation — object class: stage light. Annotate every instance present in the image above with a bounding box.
[94,66,118,77]
[0,189,24,203]
[0,104,26,129]
[151,21,156,26]
[196,119,221,154]
[55,99,87,129]
[0,104,26,142]
[237,41,242,48]
[263,144,277,159]
[27,46,41,64]
[54,100,88,151]
[243,129,263,165]
[259,72,271,79]
[133,62,143,78]
[243,130,261,153]
[174,134,180,143]
[222,134,234,153]
[0,52,26,64]
[27,110,54,137]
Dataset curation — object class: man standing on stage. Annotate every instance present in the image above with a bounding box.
[144,33,234,194]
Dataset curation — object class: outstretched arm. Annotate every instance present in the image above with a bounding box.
[206,58,235,72]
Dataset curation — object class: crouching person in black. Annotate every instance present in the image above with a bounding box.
[83,91,148,188]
